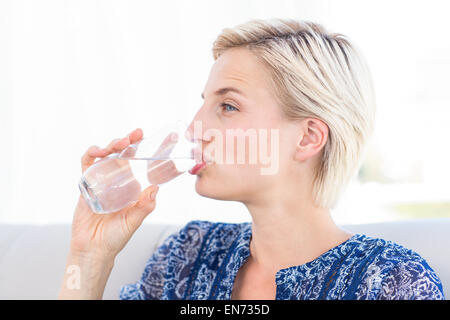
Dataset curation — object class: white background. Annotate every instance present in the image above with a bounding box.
[1,0,449,226]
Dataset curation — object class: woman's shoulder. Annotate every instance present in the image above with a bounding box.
[352,233,436,270]
[351,233,426,263]
[350,233,445,299]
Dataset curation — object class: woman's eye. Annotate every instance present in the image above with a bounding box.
[221,103,239,112]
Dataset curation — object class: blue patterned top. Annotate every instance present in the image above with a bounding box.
[119,220,445,300]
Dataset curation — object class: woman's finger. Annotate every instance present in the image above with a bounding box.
[123,185,160,232]
[80,138,126,173]
[152,131,178,158]
[81,145,108,173]
[80,128,143,173]
[104,136,130,154]
[102,127,144,155]
[128,128,144,144]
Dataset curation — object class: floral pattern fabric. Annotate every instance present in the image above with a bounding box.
[119,220,445,300]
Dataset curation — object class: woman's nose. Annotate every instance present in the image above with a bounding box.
[185,118,211,143]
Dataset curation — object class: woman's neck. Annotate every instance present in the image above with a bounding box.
[243,188,352,275]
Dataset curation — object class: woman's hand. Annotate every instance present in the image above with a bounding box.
[71,128,160,260]
[59,128,159,299]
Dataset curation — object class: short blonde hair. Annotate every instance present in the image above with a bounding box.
[212,18,376,209]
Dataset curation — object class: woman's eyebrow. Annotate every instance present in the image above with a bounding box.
[201,87,246,100]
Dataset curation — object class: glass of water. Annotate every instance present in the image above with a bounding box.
[78,120,201,214]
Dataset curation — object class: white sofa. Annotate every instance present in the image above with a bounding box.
[0,218,449,300]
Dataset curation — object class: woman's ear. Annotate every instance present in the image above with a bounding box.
[294,118,329,162]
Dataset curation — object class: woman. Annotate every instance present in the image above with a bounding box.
[59,18,445,300]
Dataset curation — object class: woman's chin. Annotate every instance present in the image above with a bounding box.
[194,175,233,200]
[194,176,216,198]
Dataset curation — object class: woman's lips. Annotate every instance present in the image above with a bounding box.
[189,145,214,175]
[189,161,207,175]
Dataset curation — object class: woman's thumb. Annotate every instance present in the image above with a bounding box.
[126,185,159,230]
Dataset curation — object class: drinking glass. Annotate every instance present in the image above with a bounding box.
[78,120,200,214]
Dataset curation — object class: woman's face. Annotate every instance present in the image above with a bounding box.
[186,47,300,203]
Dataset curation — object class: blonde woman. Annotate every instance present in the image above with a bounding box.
[59,18,444,300]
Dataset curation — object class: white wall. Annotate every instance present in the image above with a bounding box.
[1,0,449,226]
